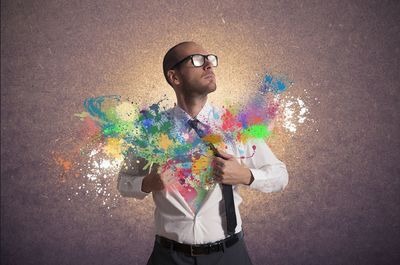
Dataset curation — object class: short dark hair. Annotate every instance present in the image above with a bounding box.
[162,41,195,86]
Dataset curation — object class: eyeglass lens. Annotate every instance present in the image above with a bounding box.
[192,55,218,67]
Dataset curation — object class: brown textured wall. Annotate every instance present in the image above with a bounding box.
[1,0,399,264]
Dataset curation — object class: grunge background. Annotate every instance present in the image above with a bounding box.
[1,0,399,264]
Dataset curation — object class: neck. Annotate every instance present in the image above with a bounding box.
[176,93,208,118]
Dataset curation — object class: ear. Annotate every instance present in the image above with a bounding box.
[167,69,181,86]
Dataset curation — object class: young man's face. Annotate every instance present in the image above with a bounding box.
[171,44,217,96]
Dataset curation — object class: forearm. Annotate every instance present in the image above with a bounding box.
[241,139,289,193]
[248,161,288,193]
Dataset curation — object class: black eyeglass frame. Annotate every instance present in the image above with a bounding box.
[170,54,218,70]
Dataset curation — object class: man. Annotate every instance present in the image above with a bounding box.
[117,41,289,265]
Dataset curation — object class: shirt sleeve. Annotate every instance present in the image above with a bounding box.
[241,138,289,193]
[117,151,152,199]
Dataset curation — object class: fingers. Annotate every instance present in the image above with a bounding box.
[162,174,177,186]
[216,148,233,160]
[160,168,174,181]
[213,176,222,183]
[159,168,178,189]
[213,169,223,183]
[212,161,225,183]
[213,157,226,168]
[212,158,240,185]
[213,169,231,184]
[212,157,226,182]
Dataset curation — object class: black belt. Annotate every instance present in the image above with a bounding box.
[155,231,243,256]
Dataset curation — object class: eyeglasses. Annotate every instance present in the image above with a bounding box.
[171,54,218,69]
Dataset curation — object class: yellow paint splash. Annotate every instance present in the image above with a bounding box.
[159,134,174,150]
[103,138,124,159]
[192,155,212,176]
[203,134,223,145]
[116,101,138,121]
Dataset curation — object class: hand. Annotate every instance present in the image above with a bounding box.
[141,167,177,193]
[212,148,254,185]
[141,171,164,193]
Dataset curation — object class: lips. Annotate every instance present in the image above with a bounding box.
[203,73,215,79]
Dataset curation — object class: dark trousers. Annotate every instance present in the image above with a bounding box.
[146,235,254,265]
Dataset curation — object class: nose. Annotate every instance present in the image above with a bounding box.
[203,58,213,70]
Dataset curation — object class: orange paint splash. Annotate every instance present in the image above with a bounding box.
[203,134,223,145]
[53,154,73,182]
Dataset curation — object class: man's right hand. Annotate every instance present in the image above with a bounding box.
[141,167,177,193]
[141,171,164,193]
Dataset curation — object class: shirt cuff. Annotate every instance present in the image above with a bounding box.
[248,168,263,189]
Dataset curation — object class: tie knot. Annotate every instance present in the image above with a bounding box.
[188,119,206,138]
[187,119,200,129]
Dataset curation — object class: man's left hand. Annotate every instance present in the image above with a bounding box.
[212,148,254,185]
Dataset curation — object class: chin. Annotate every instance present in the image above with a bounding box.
[207,84,217,94]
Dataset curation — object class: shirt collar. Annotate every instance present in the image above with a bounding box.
[172,101,213,126]
[195,101,213,124]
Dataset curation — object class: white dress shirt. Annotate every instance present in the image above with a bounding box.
[117,101,289,244]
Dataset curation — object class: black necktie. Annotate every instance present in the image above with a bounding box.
[187,119,237,235]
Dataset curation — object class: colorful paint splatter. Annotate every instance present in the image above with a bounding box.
[55,73,311,213]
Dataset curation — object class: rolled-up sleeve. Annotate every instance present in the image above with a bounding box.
[117,152,151,199]
[242,138,289,193]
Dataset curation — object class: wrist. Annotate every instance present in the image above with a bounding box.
[242,167,254,185]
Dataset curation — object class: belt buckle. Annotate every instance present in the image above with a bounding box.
[190,245,203,256]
